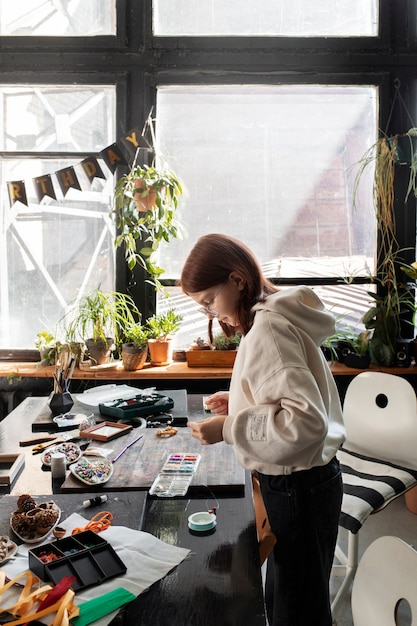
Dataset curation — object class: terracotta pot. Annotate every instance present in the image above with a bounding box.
[148,338,173,366]
[133,179,157,212]
[121,343,148,371]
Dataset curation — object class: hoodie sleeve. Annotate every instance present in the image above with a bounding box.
[223,364,330,468]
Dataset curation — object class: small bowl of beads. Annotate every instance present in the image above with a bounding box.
[41,442,82,467]
[69,456,113,486]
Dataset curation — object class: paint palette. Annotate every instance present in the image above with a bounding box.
[149,453,201,497]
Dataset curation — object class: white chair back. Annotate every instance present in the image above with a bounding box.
[342,371,417,469]
[351,535,417,625]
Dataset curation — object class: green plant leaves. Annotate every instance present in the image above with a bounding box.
[112,161,183,291]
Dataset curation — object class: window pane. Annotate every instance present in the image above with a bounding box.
[0,86,115,152]
[153,0,378,37]
[0,159,115,348]
[157,85,376,278]
[0,85,116,349]
[0,1,116,36]
[156,84,377,349]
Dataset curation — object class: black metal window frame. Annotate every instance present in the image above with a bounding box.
[0,0,416,322]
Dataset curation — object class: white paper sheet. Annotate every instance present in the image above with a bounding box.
[4,512,191,626]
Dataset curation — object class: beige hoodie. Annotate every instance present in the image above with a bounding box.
[223,286,346,475]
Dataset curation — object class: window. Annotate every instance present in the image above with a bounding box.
[0,85,116,347]
[0,2,415,353]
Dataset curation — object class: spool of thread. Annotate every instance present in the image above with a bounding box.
[82,495,108,508]
[50,452,66,478]
[188,511,217,532]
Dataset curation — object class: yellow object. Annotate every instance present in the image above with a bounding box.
[156,426,178,438]
[0,569,78,625]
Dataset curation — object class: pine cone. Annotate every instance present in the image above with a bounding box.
[17,494,36,513]
[11,512,31,537]
[38,502,59,522]
[36,509,58,534]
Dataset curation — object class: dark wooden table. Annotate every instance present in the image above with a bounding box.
[0,389,266,624]
[124,490,266,626]
[0,392,245,496]
[0,487,266,625]
[0,491,147,538]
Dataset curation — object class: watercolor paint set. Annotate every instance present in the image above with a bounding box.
[149,453,201,497]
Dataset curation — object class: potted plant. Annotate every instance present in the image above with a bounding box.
[186,332,241,367]
[35,330,58,365]
[146,308,183,366]
[212,332,242,351]
[321,329,351,363]
[361,274,414,367]
[353,129,417,366]
[62,288,140,366]
[188,337,212,351]
[342,331,372,369]
[112,161,183,290]
[120,322,150,371]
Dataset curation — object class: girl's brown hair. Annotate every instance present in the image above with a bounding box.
[180,233,277,336]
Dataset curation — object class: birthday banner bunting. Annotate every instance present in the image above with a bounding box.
[6,125,152,207]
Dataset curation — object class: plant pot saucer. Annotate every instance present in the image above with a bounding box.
[150,360,173,366]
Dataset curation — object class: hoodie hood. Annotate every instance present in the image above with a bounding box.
[252,286,335,347]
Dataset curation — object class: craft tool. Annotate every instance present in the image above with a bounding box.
[52,348,77,394]
[31,429,82,454]
[82,495,108,508]
[20,434,59,447]
[112,434,144,463]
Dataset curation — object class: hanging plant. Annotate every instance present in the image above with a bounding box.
[353,129,417,366]
[112,161,183,290]
[112,115,184,291]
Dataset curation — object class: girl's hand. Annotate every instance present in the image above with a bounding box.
[188,415,226,445]
[204,391,229,415]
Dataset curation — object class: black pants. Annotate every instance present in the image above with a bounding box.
[258,458,342,626]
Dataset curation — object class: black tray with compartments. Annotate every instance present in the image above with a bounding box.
[28,530,126,590]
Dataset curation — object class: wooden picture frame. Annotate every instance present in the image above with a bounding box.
[79,421,133,442]
[0,453,25,486]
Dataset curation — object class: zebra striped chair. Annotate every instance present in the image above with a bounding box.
[331,371,417,620]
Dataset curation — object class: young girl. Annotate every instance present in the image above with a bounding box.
[180,233,345,626]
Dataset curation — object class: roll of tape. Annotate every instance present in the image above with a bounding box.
[188,511,217,532]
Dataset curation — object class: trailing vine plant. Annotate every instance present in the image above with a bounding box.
[112,116,183,291]
[354,129,417,365]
